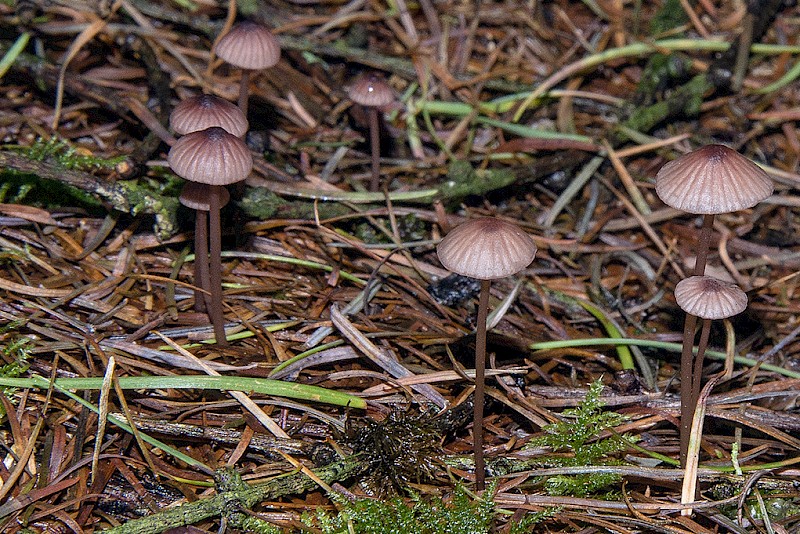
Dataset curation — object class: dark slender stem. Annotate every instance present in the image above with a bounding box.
[474,279,490,491]
[691,318,712,418]
[194,209,209,313]
[692,214,715,276]
[679,314,697,467]
[208,185,228,346]
[679,213,716,466]
[238,70,251,117]
[367,107,381,192]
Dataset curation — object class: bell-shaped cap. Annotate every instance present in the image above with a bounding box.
[347,73,394,108]
[168,127,253,186]
[437,217,537,280]
[214,21,281,70]
[179,182,231,211]
[170,94,248,137]
[655,144,773,214]
[674,275,747,320]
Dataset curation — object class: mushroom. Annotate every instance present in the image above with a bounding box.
[673,275,746,504]
[168,127,253,345]
[170,94,249,138]
[655,144,772,465]
[347,73,394,192]
[214,21,281,117]
[179,181,231,314]
[437,217,537,490]
[674,275,747,408]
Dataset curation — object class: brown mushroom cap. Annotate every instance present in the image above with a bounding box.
[347,73,394,108]
[655,144,773,214]
[170,94,248,137]
[214,21,281,70]
[437,217,537,280]
[179,182,231,211]
[674,275,747,320]
[167,127,253,186]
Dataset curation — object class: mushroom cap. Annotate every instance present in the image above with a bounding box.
[170,94,248,137]
[168,127,253,186]
[655,144,773,214]
[214,21,281,70]
[674,275,747,320]
[437,217,537,280]
[179,182,231,211]
[347,73,394,107]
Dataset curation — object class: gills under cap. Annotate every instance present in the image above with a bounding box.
[674,275,747,320]
[179,182,231,211]
[168,127,253,186]
[170,94,248,137]
[437,217,537,280]
[655,144,773,215]
[214,21,281,70]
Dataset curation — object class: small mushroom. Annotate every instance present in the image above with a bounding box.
[655,144,771,466]
[674,275,747,411]
[655,144,773,276]
[214,21,281,117]
[674,275,746,504]
[168,127,253,345]
[170,94,249,138]
[347,73,394,192]
[437,217,537,490]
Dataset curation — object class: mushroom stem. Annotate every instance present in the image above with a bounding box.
[692,214,716,276]
[208,185,228,345]
[473,278,490,491]
[690,318,712,422]
[194,209,209,313]
[237,70,251,117]
[679,313,697,467]
[679,213,716,466]
[367,107,381,192]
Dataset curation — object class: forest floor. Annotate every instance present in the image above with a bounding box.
[0,0,799,532]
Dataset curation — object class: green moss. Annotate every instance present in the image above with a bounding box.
[525,380,635,497]
[439,160,516,203]
[0,323,31,415]
[303,482,494,534]
[16,136,125,171]
[0,170,102,210]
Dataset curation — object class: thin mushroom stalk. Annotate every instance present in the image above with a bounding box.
[367,107,381,192]
[237,70,252,117]
[473,279,490,490]
[194,208,210,313]
[678,212,715,465]
[207,185,227,345]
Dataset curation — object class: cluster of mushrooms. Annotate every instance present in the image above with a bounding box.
[154,18,774,500]
[165,21,280,345]
[162,20,397,344]
[434,145,773,494]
